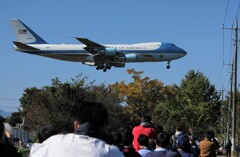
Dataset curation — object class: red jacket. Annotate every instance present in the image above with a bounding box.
[132,125,157,150]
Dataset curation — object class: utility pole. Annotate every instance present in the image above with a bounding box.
[228,63,233,142]
[232,17,238,155]
[223,17,239,156]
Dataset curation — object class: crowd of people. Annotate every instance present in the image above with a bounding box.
[0,101,227,157]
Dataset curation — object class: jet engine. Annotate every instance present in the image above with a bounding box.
[99,48,117,56]
[125,54,138,62]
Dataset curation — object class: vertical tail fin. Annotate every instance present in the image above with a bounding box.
[9,19,47,44]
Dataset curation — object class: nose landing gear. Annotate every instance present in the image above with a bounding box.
[166,61,171,69]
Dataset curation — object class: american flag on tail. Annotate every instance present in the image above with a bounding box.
[18,29,27,34]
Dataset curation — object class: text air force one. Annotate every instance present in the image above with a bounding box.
[10,19,187,72]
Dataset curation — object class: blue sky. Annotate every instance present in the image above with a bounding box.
[0,1,238,112]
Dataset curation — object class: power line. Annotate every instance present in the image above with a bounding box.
[232,0,240,25]
[223,0,230,25]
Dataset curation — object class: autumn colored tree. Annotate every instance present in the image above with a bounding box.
[109,69,173,126]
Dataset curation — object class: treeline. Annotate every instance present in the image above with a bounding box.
[9,69,222,135]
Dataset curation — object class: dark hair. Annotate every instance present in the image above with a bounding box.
[156,132,170,148]
[74,101,108,127]
[206,130,214,140]
[176,125,183,131]
[0,121,4,143]
[156,125,164,132]
[141,115,151,123]
[137,134,149,147]
[38,125,58,143]
[0,115,4,123]
[122,130,133,146]
[112,132,122,145]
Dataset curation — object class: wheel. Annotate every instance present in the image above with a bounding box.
[106,65,111,69]
[103,69,107,72]
[166,65,170,69]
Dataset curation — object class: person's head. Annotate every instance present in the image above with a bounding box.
[138,134,149,147]
[176,134,190,151]
[206,130,215,140]
[176,125,183,132]
[156,132,170,148]
[112,132,122,146]
[73,101,108,130]
[156,125,164,133]
[0,115,4,123]
[149,138,156,150]
[0,121,4,143]
[122,130,133,146]
[141,115,151,123]
[38,125,58,143]
[19,139,23,146]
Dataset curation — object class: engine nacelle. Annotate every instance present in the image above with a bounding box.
[114,62,125,68]
[125,54,138,62]
[114,56,126,62]
[103,47,117,56]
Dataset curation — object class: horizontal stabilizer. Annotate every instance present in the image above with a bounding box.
[13,41,40,51]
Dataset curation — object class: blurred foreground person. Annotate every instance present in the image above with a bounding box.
[30,101,124,157]
[0,118,22,157]
[199,130,220,157]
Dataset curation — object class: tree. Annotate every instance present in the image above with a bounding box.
[19,75,126,132]
[110,69,170,126]
[154,70,222,133]
[179,70,221,130]
[8,110,22,127]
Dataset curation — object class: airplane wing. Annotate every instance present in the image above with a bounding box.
[76,38,105,54]
[76,38,104,48]
[76,38,126,72]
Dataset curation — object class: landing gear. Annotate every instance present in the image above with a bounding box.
[166,61,171,69]
[96,63,112,72]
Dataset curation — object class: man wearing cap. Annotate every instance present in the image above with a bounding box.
[132,115,157,151]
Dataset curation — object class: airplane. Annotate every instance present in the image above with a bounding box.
[9,19,187,72]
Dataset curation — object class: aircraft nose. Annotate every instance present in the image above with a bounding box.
[180,48,187,56]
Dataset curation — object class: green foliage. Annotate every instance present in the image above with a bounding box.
[15,69,223,135]
[8,111,22,127]
[19,75,127,133]
[17,146,29,157]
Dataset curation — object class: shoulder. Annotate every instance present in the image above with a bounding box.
[145,151,180,157]
[30,134,124,157]
[138,149,152,156]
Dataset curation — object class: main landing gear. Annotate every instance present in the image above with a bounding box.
[96,64,112,72]
[166,61,171,69]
